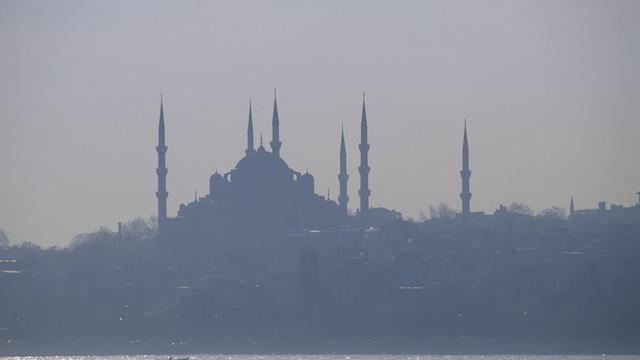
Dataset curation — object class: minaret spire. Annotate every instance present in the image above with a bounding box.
[460,119,472,216]
[570,196,575,218]
[246,98,254,155]
[270,89,282,157]
[358,93,371,223]
[338,123,349,216]
[156,95,169,230]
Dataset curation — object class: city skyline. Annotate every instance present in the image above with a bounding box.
[1,1,639,246]
[154,92,639,224]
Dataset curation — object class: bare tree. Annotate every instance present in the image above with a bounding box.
[70,227,116,249]
[429,203,457,219]
[538,206,567,220]
[508,202,534,216]
[122,216,157,242]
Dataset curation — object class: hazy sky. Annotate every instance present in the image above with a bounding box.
[1,0,639,247]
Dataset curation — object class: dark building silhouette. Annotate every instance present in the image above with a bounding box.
[460,120,471,216]
[358,94,371,223]
[570,195,640,224]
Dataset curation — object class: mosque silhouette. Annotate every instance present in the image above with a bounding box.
[154,92,470,245]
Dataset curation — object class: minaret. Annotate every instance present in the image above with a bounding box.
[270,89,282,157]
[358,93,370,222]
[246,99,254,155]
[156,96,168,229]
[460,120,472,216]
[338,124,349,216]
[570,196,575,217]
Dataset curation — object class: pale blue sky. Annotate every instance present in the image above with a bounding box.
[1,0,639,246]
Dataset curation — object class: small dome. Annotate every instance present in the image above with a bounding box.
[209,171,226,195]
[210,172,224,182]
[300,171,314,193]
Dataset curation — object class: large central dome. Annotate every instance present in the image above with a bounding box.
[234,145,291,174]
